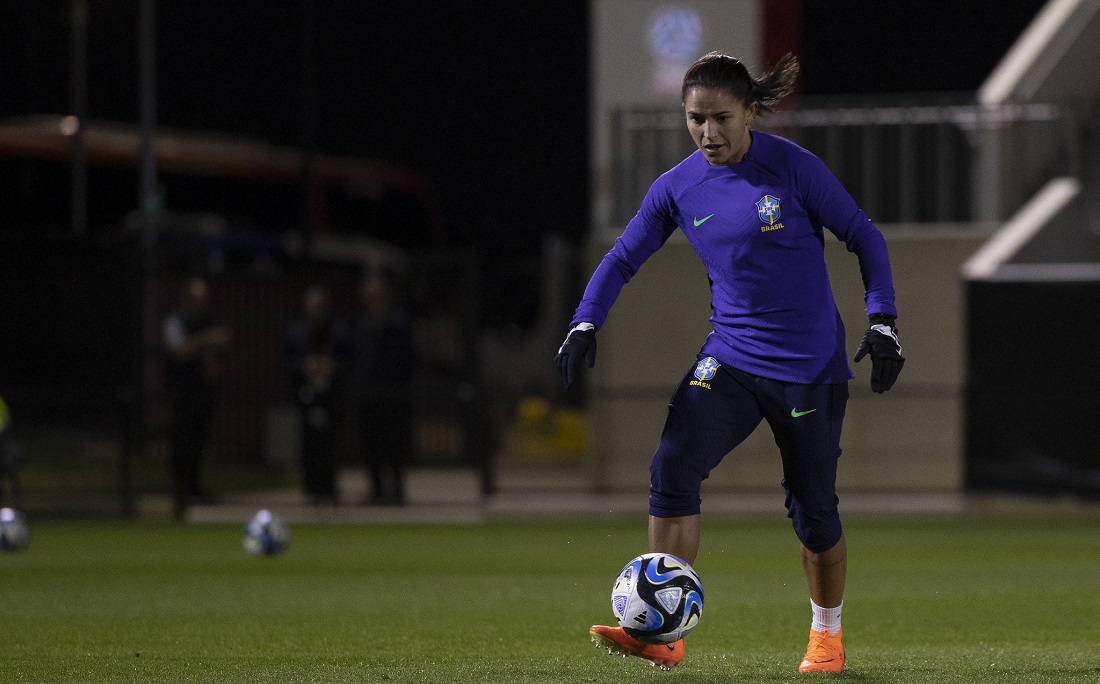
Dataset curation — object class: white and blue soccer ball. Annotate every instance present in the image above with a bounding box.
[611,552,704,644]
[243,509,289,556]
[0,507,30,551]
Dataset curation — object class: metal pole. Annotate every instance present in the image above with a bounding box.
[139,0,159,248]
[861,125,881,221]
[70,0,88,237]
[122,0,160,517]
[898,124,917,222]
[301,0,318,258]
[973,120,1002,222]
[934,122,954,222]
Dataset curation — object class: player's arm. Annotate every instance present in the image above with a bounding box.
[853,314,904,393]
[798,154,904,392]
[556,322,596,390]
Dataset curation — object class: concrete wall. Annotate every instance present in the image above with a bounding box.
[584,227,991,496]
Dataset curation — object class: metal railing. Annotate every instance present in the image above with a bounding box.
[609,97,1076,227]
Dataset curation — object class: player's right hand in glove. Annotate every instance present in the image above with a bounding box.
[853,314,905,394]
[555,322,596,390]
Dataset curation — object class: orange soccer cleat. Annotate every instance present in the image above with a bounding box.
[589,625,684,670]
[798,627,845,673]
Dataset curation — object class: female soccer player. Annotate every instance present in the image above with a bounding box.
[556,52,904,673]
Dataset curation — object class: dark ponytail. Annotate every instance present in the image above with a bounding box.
[681,52,800,113]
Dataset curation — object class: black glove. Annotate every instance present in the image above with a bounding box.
[853,314,905,394]
[555,323,596,390]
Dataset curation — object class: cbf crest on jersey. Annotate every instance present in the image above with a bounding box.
[756,195,781,225]
[694,357,720,382]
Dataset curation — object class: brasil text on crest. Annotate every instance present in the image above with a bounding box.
[690,356,719,389]
[756,194,784,232]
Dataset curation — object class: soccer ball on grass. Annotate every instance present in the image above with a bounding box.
[0,507,30,551]
[611,552,703,644]
[243,509,289,556]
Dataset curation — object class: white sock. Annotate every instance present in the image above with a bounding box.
[810,599,842,634]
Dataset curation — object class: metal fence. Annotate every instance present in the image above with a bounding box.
[609,96,1075,226]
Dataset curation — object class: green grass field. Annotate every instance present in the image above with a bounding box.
[1,516,1098,683]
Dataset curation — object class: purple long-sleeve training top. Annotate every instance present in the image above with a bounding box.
[572,131,897,384]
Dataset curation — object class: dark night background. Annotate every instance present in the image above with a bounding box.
[1,0,1045,327]
[0,0,1068,495]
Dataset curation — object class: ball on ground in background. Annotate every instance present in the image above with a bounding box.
[611,552,703,644]
[243,509,289,556]
[0,507,30,551]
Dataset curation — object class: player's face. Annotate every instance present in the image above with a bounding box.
[684,87,758,166]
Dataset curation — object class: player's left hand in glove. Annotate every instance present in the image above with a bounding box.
[556,323,596,390]
[853,314,905,394]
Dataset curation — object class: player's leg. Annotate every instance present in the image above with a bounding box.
[360,401,387,504]
[191,398,214,497]
[647,513,700,565]
[593,357,762,668]
[168,396,190,519]
[388,402,413,504]
[801,534,846,608]
[170,393,207,518]
[648,359,763,558]
[762,379,849,673]
[799,534,846,672]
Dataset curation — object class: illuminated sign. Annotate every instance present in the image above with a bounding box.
[647,6,703,94]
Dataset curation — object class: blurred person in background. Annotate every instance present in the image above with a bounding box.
[284,284,351,507]
[163,276,230,519]
[354,269,415,506]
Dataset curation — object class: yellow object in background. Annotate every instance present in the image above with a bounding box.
[514,396,587,461]
[551,408,587,455]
